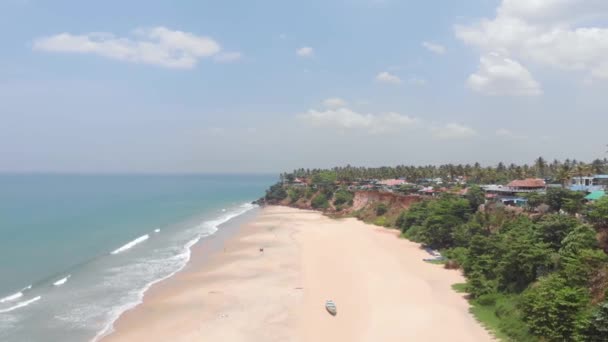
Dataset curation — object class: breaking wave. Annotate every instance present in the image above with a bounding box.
[111,235,150,255]
[53,275,71,286]
[0,296,41,313]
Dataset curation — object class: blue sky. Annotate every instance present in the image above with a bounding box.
[1,0,607,173]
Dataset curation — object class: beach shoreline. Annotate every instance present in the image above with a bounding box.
[102,206,493,342]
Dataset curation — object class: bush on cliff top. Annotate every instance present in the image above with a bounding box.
[311,193,329,209]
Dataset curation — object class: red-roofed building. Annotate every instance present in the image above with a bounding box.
[506,178,546,192]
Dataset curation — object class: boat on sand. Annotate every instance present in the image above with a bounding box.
[325,300,337,316]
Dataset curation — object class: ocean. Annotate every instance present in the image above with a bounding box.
[0,174,275,342]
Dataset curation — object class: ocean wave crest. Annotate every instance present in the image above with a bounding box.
[111,234,150,255]
[0,296,41,313]
[0,292,23,303]
[93,202,257,341]
[53,275,71,286]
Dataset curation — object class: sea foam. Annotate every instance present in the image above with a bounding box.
[111,234,150,255]
[0,296,41,313]
[0,292,23,303]
[53,275,71,286]
[93,202,257,341]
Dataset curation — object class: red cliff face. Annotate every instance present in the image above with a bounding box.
[352,191,423,211]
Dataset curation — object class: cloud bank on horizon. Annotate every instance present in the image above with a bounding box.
[0,0,606,172]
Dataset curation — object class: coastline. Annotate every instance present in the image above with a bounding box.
[103,206,493,341]
[95,204,261,341]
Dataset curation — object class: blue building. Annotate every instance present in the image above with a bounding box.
[570,175,608,192]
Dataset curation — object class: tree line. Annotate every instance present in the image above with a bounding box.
[281,157,608,185]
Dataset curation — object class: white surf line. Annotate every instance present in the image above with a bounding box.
[0,296,41,313]
[53,275,71,286]
[111,234,150,255]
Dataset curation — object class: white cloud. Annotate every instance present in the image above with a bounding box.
[375,71,402,84]
[296,46,314,57]
[408,77,428,86]
[214,52,242,63]
[422,41,446,54]
[455,0,608,80]
[33,27,222,69]
[431,123,477,140]
[496,128,527,139]
[323,97,348,108]
[299,108,417,133]
[467,53,542,96]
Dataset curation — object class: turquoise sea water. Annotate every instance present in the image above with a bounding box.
[0,174,274,342]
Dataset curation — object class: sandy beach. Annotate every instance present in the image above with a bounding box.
[103,206,493,342]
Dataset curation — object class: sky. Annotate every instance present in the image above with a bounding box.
[1,0,607,173]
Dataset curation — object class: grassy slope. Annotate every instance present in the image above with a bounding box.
[450,284,535,342]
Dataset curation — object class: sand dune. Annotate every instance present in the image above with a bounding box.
[103,206,493,342]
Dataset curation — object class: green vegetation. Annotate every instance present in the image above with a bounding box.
[452,283,467,293]
[282,157,607,185]
[333,189,354,208]
[287,187,304,204]
[264,183,287,202]
[373,216,389,227]
[396,191,608,341]
[310,193,329,209]
[375,202,388,216]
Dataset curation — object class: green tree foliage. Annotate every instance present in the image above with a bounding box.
[522,274,589,341]
[332,189,354,207]
[311,170,337,187]
[560,224,599,256]
[545,188,584,212]
[523,192,546,210]
[496,218,553,292]
[586,196,608,229]
[465,185,485,212]
[396,201,429,232]
[285,158,598,186]
[375,202,388,216]
[536,214,579,251]
[265,183,287,202]
[415,196,471,248]
[286,187,304,204]
[310,193,329,209]
[578,301,608,341]
[563,191,586,215]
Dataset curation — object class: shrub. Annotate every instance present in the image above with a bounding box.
[403,225,424,241]
[311,194,329,209]
[375,203,388,216]
[373,216,389,227]
[333,189,354,206]
[287,187,304,204]
[265,183,287,202]
[477,293,500,306]
[305,187,315,199]
[445,247,468,267]
[521,274,589,341]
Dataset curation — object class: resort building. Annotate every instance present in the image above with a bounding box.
[505,178,547,193]
[570,175,608,192]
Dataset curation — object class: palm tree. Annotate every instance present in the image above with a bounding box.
[535,156,547,178]
[555,165,571,189]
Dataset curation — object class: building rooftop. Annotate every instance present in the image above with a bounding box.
[585,190,606,201]
[507,178,546,188]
